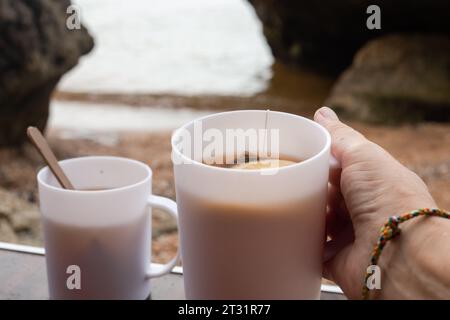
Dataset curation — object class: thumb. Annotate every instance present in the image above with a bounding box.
[314,107,368,164]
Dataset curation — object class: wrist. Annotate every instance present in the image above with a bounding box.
[373,209,450,299]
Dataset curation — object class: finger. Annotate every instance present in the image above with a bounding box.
[326,185,341,238]
[325,185,353,262]
[328,182,343,210]
[326,212,349,241]
[326,206,350,240]
[329,166,342,188]
[328,184,349,219]
[323,236,353,284]
[326,206,338,239]
[323,220,354,281]
[323,222,354,263]
[314,107,368,165]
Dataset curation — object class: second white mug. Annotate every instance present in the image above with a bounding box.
[38,156,179,299]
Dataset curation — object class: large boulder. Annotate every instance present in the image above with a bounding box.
[0,0,94,146]
[325,34,450,123]
[248,0,450,73]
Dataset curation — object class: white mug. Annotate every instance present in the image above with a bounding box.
[172,110,332,299]
[37,156,179,299]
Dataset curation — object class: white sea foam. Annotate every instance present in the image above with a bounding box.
[58,0,274,96]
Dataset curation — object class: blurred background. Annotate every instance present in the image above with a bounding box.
[0,0,449,263]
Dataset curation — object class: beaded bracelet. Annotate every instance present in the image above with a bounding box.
[362,208,450,300]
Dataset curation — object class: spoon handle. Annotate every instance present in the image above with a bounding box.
[27,127,75,190]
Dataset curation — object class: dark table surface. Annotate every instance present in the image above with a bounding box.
[0,244,345,300]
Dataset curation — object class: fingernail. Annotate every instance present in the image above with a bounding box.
[319,107,338,121]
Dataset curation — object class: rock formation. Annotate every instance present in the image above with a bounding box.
[248,0,450,74]
[0,0,94,146]
[325,34,450,123]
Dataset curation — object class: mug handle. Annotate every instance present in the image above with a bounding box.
[145,195,180,278]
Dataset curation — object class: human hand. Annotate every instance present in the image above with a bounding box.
[314,107,437,299]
